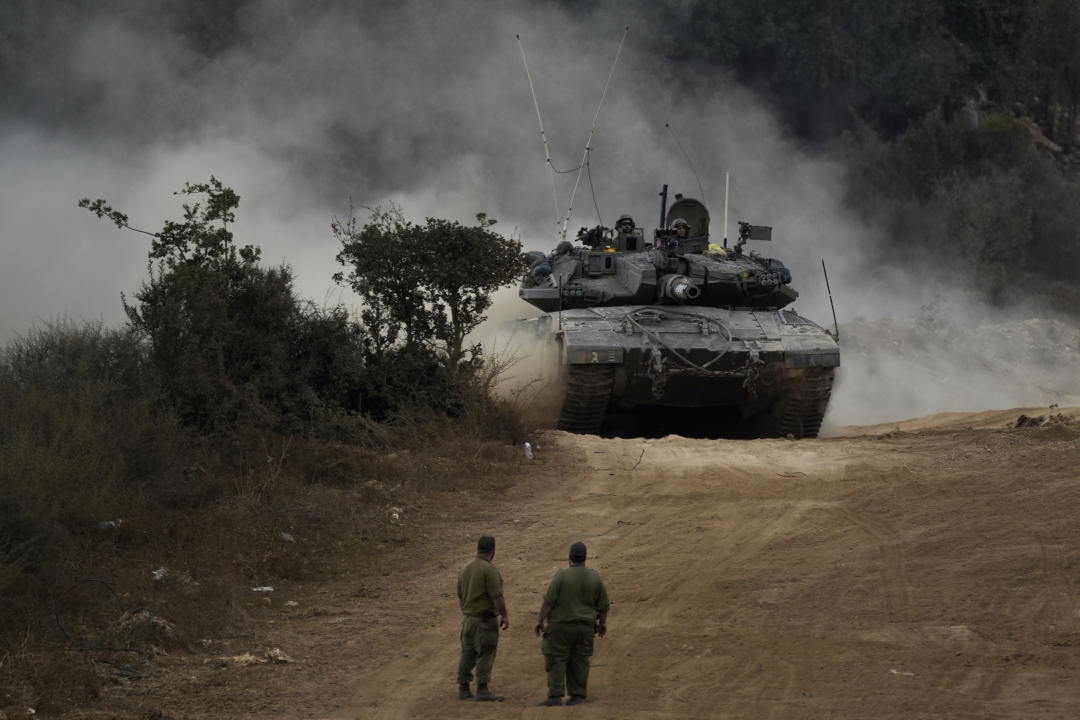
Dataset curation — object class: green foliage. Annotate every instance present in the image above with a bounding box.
[0,172,534,706]
[81,177,257,267]
[644,0,971,137]
[330,206,523,419]
[642,0,1075,148]
[81,178,367,431]
[289,301,367,416]
[333,205,523,366]
[931,167,1034,303]
[890,110,1032,202]
[0,321,189,592]
[840,110,1080,310]
[1024,0,1080,149]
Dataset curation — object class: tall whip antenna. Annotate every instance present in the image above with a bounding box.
[517,35,561,240]
[822,258,840,342]
[560,26,630,240]
[723,172,730,247]
[665,123,706,203]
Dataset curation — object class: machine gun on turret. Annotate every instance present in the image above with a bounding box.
[576,225,611,249]
[734,221,772,256]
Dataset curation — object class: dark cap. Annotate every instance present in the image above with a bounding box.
[477,534,495,553]
[569,541,587,562]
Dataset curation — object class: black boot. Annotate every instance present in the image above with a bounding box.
[566,696,585,705]
[458,683,473,700]
[476,684,505,702]
[538,696,563,706]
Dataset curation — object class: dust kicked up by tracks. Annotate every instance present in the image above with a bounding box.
[67,408,1080,719]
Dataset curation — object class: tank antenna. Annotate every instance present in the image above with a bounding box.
[560,26,630,240]
[658,183,669,229]
[517,34,562,241]
[665,123,706,205]
[723,172,730,248]
[821,258,840,342]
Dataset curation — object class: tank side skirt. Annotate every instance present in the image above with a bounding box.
[556,365,615,434]
[770,367,836,438]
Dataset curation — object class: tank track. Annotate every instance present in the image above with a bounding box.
[768,367,835,438]
[556,365,615,434]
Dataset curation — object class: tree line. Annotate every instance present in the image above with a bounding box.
[631,0,1080,311]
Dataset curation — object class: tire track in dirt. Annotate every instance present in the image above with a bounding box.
[1035,530,1079,634]
[565,435,847,719]
[604,502,809,719]
[831,508,911,620]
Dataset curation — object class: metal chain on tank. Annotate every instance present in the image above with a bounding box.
[646,349,667,399]
[667,351,764,400]
[645,346,765,400]
[622,308,766,399]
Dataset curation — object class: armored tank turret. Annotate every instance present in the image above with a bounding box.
[519,190,840,437]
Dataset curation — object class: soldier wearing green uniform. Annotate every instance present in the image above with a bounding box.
[457,534,509,702]
[533,541,610,707]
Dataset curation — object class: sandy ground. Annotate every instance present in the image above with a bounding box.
[67,407,1080,719]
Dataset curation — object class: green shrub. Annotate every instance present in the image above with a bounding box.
[0,321,189,591]
[83,178,370,434]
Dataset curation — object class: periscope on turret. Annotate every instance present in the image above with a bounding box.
[518,190,840,438]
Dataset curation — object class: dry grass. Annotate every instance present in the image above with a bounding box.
[0,401,533,716]
[0,320,541,715]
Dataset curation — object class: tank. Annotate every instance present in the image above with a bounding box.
[518,189,840,438]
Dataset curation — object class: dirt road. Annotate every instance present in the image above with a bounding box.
[76,407,1080,719]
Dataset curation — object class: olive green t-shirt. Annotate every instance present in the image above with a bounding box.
[543,564,610,623]
[457,556,503,615]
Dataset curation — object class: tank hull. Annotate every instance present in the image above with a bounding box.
[523,305,839,437]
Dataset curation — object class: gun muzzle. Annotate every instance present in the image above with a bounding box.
[660,275,701,301]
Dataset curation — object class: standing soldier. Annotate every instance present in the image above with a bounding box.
[457,534,509,702]
[533,541,610,706]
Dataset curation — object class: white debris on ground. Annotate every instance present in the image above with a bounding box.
[119,610,176,641]
[213,652,266,667]
[208,648,296,667]
[266,647,294,663]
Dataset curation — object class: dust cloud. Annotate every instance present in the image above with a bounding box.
[1,1,1075,429]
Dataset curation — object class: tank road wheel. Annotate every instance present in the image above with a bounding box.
[556,365,615,434]
[761,367,835,439]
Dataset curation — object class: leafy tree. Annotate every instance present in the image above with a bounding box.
[1024,0,1080,149]
[81,178,365,430]
[332,205,523,367]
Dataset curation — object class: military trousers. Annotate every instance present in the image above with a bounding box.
[541,621,595,699]
[458,615,499,685]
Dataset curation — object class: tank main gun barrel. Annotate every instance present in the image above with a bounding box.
[660,275,701,301]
